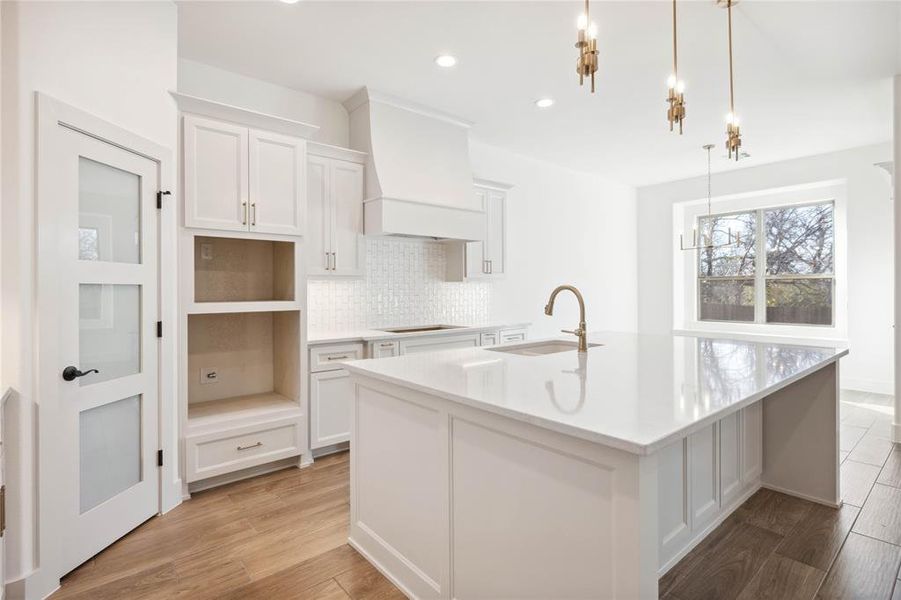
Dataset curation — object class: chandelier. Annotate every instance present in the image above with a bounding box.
[680,144,741,251]
[667,0,685,133]
[575,0,599,93]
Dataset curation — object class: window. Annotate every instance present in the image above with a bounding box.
[697,201,834,326]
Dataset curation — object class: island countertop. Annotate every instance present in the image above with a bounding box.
[342,331,848,455]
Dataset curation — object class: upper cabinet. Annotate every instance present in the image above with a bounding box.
[183,114,305,236]
[307,144,366,277]
[447,181,510,281]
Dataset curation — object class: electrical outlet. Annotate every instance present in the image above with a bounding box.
[200,367,218,384]
[200,243,213,261]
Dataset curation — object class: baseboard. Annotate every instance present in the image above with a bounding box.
[348,535,419,600]
[841,379,893,396]
[186,456,302,494]
[761,483,841,508]
[312,441,349,460]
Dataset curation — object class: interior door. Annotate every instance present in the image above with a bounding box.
[306,155,332,275]
[183,114,249,232]
[330,160,364,276]
[249,129,305,236]
[54,127,160,574]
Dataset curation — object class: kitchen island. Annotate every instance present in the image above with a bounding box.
[342,331,848,599]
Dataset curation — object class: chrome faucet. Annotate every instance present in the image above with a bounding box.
[544,285,588,352]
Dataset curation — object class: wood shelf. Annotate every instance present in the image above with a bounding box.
[187,392,301,433]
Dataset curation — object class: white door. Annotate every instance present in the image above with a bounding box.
[306,155,332,275]
[330,160,364,276]
[183,115,249,232]
[249,129,305,236]
[310,370,352,449]
[50,127,160,574]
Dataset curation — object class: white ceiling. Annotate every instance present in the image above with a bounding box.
[177,1,899,186]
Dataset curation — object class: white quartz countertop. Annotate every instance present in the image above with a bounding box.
[307,323,531,345]
[342,331,849,455]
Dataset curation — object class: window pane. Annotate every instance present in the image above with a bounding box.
[697,212,756,277]
[699,278,755,322]
[766,203,833,275]
[79,284,141,385]
[766,278,833,325]
[79,157,141,264]
[80,395,142,512]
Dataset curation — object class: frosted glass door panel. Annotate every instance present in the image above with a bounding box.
[79,395,142,513]
[79,284,141,386]
[78,157,141,264]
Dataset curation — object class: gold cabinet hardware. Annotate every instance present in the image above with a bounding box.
[242,201,248,225]
[379,343,394,348]
[236,442,262,451]
[251,202,257,226]
[326,355,350,361]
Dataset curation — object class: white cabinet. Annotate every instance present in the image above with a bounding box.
[183,114,305,236]
[399,333,480,355]
[499,328,527,344]
[307,148,365,277]
[310,370,353,449]
[480,332,499,346]
[370,340,399,358]
[447,182,509,281]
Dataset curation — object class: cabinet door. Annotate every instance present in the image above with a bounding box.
[249,129,305,236]
[330,160,364,276]
[500,329,527,344]
[370,341,399,358]
[484,189,506,276]
[465,187,489,278]
[306,155,332,275]
[399,333,480,355]
[183,115,248,232]
[479,332,499,346]
[310,370,353,449]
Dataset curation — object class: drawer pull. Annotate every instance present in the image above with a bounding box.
[379,343,394,348]
[326,355,350,361]
[236,442,263,451]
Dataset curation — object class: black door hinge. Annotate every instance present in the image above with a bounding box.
[156,321,162,338]
[156,190,171,209]
[157,449,163,467]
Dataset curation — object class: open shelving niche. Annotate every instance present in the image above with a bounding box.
[179,228,309,485]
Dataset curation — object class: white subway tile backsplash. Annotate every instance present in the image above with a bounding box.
[308,238,489,330]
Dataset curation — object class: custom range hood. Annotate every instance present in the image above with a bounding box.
[343,88,484,241]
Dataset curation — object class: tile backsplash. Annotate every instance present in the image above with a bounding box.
[307,238,490,331]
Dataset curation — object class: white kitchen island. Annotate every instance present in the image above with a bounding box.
[342,332,848,600]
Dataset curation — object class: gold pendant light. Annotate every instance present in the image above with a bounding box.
[680,144,742,251]
[720,0,742,160]
[575,0,599,92]
[667,0,686,133]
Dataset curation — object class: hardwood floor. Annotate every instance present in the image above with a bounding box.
[50,390,899,600]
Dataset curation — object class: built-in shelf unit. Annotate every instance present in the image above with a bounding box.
[194,236,295,303]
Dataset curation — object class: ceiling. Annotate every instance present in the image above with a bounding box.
[177,1,899,187]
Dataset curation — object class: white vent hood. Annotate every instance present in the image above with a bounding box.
[343,88,484,241]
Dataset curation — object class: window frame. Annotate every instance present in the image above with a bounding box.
[696,199,835,327]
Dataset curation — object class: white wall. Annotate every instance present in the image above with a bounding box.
[1,2,177,596]
[637,144,894,394]
[177,58,349,147]
[470,141,639,338]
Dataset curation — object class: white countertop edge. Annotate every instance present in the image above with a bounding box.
[344,347,848,456]
[308,323,532,345]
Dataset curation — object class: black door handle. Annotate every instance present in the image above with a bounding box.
[62,366,100,381]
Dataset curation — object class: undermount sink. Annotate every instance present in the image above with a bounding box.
[486,340,602,356]
[377,325,465,334]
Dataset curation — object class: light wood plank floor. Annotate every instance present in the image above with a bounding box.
[51,390,899,600]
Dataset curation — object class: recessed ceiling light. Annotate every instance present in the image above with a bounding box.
[435,55,458,68]
[279,0,301,4]
[535,98,555,108]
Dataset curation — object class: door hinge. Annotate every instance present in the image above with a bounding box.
[156,321,162,338]
[0,485,6,537]
[157,450,163,467]
[156,190,171,209]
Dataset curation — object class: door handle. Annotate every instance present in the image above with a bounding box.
[62,366,100,382]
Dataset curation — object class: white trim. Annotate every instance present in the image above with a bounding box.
[169,91,319,139]
[343,87,473,129]
[473,177,514,191]
[307,141,367,164]
[362,195,485,214]
[35,93,179,597]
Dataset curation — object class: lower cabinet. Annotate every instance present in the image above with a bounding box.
[399,333,480,354]
[310,369,353,449]
[657,402,762,573]
[499,328,527,344]
[369,340,399,358]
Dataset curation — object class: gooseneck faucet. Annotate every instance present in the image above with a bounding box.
[544,285,588,352]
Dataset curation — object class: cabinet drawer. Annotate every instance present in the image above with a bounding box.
[399,333,480,355]
[185,416,303,483]
[499,328,527,344]
[310,343,364,372]
[480,332,499,346]
[369,340,399,359]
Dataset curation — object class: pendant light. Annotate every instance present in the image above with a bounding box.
[667,0,686,133]
[680,145,741,251]
[575,0,599,93]
[721,0,742,160]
